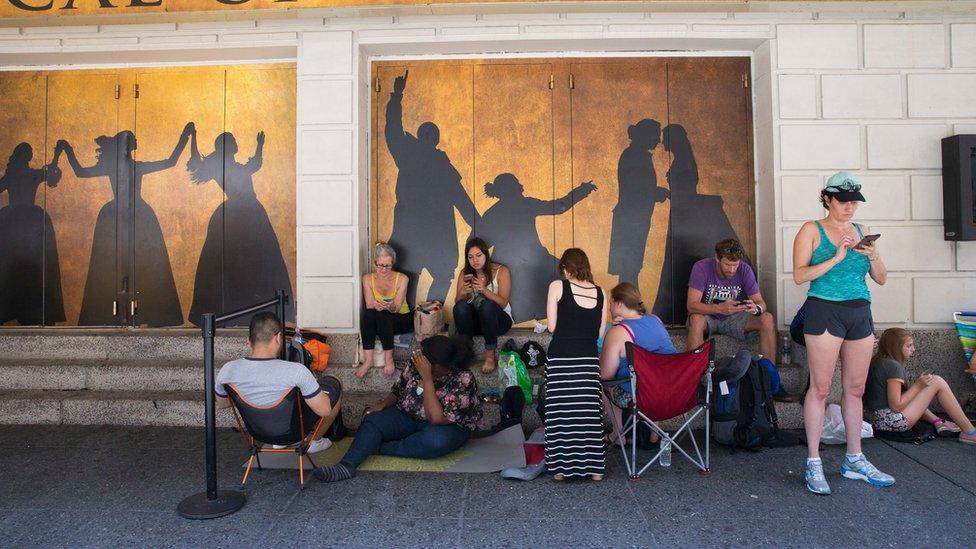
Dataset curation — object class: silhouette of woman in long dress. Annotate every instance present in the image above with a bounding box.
[59,124,192,326]
[477,173,597,322]
[652,124,741,325]
[608,119,670,285]
[0,143,65,325]
[385,70,478,306]
[188,130,292,326]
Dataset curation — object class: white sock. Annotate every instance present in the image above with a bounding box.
[807,457,822,465]
[845,453,863,462]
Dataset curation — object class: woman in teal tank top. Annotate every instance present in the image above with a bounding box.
[791,172,891,495]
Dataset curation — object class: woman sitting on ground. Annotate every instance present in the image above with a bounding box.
[356,243,411,378]
[599,282,676,445]
[452,237,513,374]
[315,335,483,483]
[864,328,976,444]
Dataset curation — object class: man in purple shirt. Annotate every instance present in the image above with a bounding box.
[686,239,777,365]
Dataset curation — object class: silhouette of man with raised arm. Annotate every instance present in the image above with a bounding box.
[385,70,478,306]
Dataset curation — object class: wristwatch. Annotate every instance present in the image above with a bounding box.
[753,304,764,317]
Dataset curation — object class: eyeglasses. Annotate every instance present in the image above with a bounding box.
[374,262,393,269]
[824,179,861,194]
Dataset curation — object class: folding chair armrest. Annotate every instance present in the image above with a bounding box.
[600,377,630,389]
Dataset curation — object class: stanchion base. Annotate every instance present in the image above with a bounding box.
[178,490,246,520]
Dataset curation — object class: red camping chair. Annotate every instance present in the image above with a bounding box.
[605,340,714,479]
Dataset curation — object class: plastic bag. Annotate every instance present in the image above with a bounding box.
[820,403,873,444]
[498,350,533,404]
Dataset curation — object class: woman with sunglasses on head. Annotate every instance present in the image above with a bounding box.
[357,243,411,378]
[792,172,891,495]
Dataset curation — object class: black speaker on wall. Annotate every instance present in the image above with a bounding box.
[941,135,976,241]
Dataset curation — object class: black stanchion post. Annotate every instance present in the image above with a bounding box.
[177,313,246,519]
[276,290,286,360]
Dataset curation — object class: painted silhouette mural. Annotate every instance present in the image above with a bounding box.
[188,130,292,326]
[652,124,743,325]
[478,173,597,321]
[0,143,66,326]
[385,71,478,306]
[608,119,670,285]
[58,124,191,326]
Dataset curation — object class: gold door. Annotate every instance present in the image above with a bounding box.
[0,73,52,325]
[473,61,555,323]
[569,60,670,304]
[224,65,297,325]
[133,67,226,327]
[372,61,475,308]
[46,71,122,326]
[659,57,755,324]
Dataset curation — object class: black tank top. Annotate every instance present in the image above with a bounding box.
[553,279,603,341]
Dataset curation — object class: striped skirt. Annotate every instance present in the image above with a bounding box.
[544,343,605,478]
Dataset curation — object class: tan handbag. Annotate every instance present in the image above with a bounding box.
[413,301,445,343]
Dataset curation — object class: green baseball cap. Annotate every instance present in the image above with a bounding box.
[824,171,865,202]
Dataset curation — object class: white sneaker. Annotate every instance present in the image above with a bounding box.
[307,438,333,454]
[271,443,297,449]
[500,461,546,481]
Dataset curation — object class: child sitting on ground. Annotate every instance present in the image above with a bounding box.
[863,328,976,443]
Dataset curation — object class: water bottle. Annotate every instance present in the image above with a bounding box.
[780,333,793,366]
[660,439,671,468]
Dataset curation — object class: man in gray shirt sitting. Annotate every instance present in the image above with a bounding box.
[215,311,343,453]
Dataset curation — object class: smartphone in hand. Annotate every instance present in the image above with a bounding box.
[854,233,881,250]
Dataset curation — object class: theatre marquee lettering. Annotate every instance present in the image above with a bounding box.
[3,0,513,18]
[6,0,291,13]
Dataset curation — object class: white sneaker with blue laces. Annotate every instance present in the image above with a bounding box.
[805,459,831,495]
[840,456,895,487]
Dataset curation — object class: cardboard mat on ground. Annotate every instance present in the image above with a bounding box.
[243,425,526,473]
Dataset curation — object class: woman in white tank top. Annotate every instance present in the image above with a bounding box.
[452,238,513,373]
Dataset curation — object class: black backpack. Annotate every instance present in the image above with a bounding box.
[711,358,797,451]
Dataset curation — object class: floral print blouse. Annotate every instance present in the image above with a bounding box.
[392,363,483,431]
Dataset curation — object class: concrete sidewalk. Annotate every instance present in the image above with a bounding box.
[1,425,974,548]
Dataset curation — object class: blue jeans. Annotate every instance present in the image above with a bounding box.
[452,299,512,349]
[340,407,471,469]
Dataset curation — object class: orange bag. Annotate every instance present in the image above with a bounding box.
[304,339,332,373]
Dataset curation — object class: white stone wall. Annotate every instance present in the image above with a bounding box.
[2,9,975,331]
[774,20,976,329]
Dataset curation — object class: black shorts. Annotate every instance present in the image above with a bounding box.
[320,375,343,407]
[802,297,874,341]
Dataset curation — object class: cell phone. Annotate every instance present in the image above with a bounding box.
[854,233,881,249]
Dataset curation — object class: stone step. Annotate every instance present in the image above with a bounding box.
[0,352,811,397]
[0,330,360,366]
[0,327,806,368]
[0,385,805,430]
[0,389,231,427]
